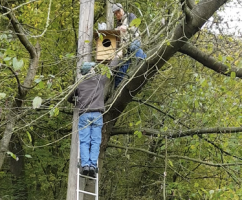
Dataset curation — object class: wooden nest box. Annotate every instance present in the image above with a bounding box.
[94,30,120,62]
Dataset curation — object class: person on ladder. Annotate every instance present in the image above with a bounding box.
[110,3,147,88]
[68,62,108,178]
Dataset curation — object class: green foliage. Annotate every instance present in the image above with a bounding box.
[6,151,18,161]
[12,57,24,71]
[0,93,6,99]
[1,0,242,200]
[129,18,141,27]
[32,96,42,109]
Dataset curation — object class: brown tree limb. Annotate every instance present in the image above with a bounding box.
[111,126,242,138]
[104,0,229,127]
[108,144,242,167]
[2,4,36,59]
[179,43,242,78]
[123,100,242,161]
[0,5,40,170]
[100,0,228,175]
[0,63,22,95]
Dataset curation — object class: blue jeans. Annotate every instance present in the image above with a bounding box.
[115,42,147,88]
[129,40,141,52]
[78,112,103,168]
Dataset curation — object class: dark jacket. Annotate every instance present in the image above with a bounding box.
[67,74,107,115]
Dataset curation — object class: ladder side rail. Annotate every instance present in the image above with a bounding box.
[95,169,98,200]
[77,139,80,200]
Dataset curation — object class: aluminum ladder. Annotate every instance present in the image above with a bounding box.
[76,143,99,200]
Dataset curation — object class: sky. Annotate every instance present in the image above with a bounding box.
[205,0,242,36]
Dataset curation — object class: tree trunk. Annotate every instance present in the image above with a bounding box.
[99,0,227,182]
[66,1,95,200]
[0,4,40,170]
[106,0,114,30]
[9,135,27,200]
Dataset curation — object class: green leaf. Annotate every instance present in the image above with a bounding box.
[126,154,130,160]
[25,154,32,158]
[129,18,141,27]
[201,79,208,87]
[137,131,142,138]
[34,78,42,83]
[65,53,75,58]
[38,81,44,89]
[134,2,141,8]
[33,96,42,109]
[134,130,142,138]
[0,93,6,99]
[168,159,173,167]
[129,122,133,127]
[26,131,32,143]
[12,57,24,71]
[3,57,11,61]
[231,72,236,78]
[99,34,103,42]
[194,99,199,108]
[194,182,199,187]
[49,107,59,117]
[135,120,141,126]
[47,80,52,89]
[209,190,214,195]
[7,151,18,160]
[48,74,55,78]
[84,40,90,43]
[0,34,7,40]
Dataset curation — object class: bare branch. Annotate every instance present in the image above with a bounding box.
[179,43,242,78]
[111,126,242,138]
[3,8,36,58]
[1,0,39,16]
[108,144,242,167]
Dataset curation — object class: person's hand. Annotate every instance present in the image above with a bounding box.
[117,50,123,58]
[118,25,127,32]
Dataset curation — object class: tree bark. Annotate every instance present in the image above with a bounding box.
[0,7,40,170]
[180,43,242,78]
[9,135,27,200]
[66,1,95,200]
[99,0,228,176]
[111,126,242,138]
[106,0,114,30]
[108,144,242,167]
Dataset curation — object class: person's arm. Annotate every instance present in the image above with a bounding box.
[128,13,139,35]
[67,88,77,104]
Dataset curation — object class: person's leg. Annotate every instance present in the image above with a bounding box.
[135,48,147,59]
[130,40,141,52]
[89,112,103,168]
[78,113,91,167]
[114,59,131,88]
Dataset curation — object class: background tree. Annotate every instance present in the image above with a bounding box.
[2,0,242,199]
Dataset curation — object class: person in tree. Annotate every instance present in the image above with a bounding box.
[111,3,147,87]
[67,62,107,178]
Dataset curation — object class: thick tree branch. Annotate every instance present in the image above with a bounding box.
[179,43,242,78]
[113,100,242,161]
[0,4,40,170]
[104,0,228,124]
[5,65,22,95]
[111,126,242,138]
[2,5,36,59]
[108,144,242,167]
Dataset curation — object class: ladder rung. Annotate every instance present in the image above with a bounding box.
[78,189,97,196]
[79,173,97,180]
